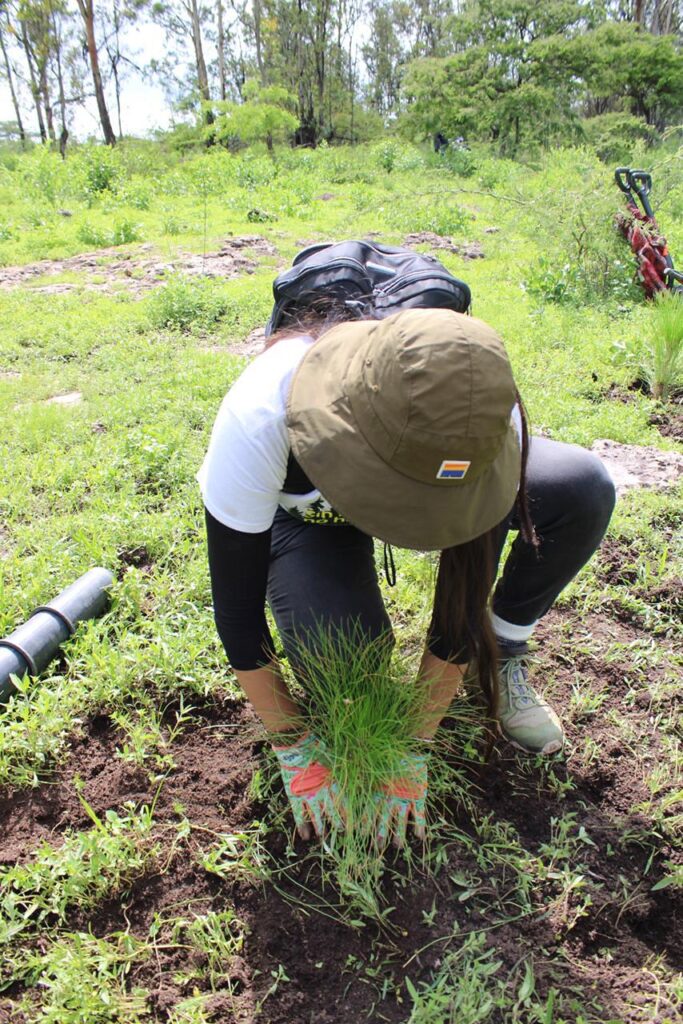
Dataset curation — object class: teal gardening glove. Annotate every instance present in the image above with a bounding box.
[272,732,344,838]
[376,749,429,847]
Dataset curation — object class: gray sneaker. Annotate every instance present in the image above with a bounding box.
[497,655,564,755]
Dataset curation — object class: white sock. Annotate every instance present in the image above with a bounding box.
[490,611,536,645]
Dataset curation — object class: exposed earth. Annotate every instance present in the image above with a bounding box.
[0,236,278,296]
[0,596,680,1023]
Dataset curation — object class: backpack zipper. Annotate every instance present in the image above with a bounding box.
[283,256,371,289]
[377,268,467,295]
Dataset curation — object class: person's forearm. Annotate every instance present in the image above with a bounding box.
[415,650,467,738]
[235,662,305,736]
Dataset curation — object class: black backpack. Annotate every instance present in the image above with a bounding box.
[265,239,471,337]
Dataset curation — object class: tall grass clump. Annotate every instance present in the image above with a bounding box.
[147,275,234,332]
[642,291,683,400]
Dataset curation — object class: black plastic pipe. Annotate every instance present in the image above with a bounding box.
[0,567,114,701]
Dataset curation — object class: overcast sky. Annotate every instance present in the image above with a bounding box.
[0,22,179,140]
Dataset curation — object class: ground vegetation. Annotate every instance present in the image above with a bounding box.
[0,137,681,1022]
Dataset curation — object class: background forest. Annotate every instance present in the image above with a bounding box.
[0,1,682,156]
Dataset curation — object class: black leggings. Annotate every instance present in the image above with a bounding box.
[266,437,616,665]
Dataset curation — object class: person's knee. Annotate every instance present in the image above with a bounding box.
[564,450,616,535]
[584,453,616,524]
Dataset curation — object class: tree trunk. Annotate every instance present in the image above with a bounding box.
[39,61,56,143]
[253,0,265,84]
[76,0,117,145]
[111,6,123,138]
[217,1,226,100]
[186,0,213,125]
[20,21,46,143]
[52,11,69,157]
[0,19,26,144]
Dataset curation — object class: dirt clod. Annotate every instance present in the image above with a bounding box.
[649,405,683,442]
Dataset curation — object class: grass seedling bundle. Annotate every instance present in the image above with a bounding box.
[286,623,481,917]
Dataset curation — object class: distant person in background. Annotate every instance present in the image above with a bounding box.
[199,307,616,844]
[433,132,449,155]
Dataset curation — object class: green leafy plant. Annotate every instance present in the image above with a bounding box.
[199,825,269,883]
[20,932,148,1023]
[76,219,141,248]
[0,806,157,950]
[390,200,471,237]
[375,141,399,173]
[147,275,234,332]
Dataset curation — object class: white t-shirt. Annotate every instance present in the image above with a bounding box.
[198,335,524,534]
[198,336,346,532]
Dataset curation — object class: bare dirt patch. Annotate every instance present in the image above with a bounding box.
[0,236,278,296]
[592,438,683,494]
[44,391,82,407]
[404,231,485,259]
[0,601,680,1022]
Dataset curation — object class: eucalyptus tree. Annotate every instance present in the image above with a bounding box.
[75,0,117,142]
[151,0,214,126]
[100,0,145,138]
[0,0,26,142]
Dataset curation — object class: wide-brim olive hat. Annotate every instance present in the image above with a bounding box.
[286,308,521,551]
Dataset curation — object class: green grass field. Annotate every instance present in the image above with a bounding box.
[0,139,681,1023]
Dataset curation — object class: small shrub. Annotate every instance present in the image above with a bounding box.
[110,219,141,245]
[77,145,122,197]
[147,275,233,332]
[391,201,471,237]
[524,258,584,305]
[77,221,110,247]
[375,140,399,173]
[525,254,640,306]
[118,181,153,210]
[247,207,277,223]
[76,219,141,248]
[583,112,659,164]
[235,156,274,190]
[161,214,185,236]
[441,145,477,178]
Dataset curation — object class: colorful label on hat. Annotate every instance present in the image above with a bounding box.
[436,460,471,480]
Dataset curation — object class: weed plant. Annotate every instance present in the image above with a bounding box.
[146,275,234,332]
[20,932,149,1023]
[0,806,157,950]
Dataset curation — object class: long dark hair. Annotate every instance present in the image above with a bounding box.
[431,389,538,724]
[268,301,537,720]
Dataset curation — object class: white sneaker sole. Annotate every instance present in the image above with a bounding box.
[499,724,564,756]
